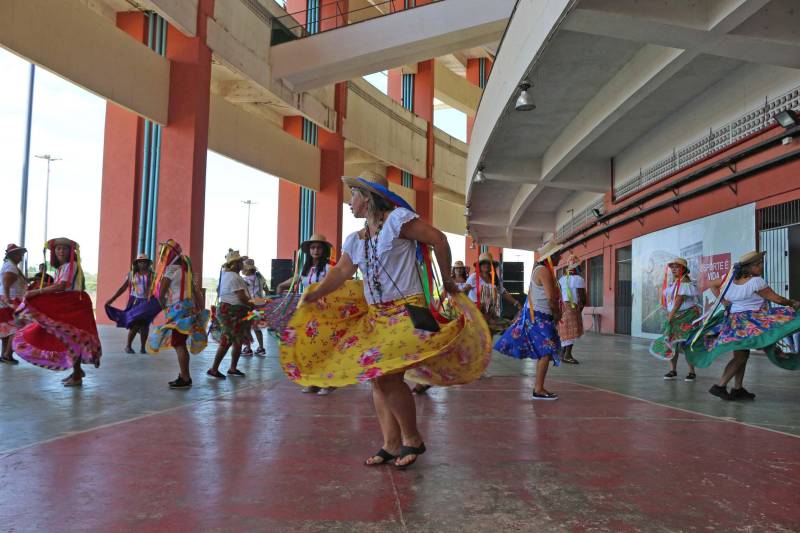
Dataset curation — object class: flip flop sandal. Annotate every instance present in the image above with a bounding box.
[227,369,246,377]
[206,369,226,379]
[0,357,19,365]
[63,379,83,388]
[365,448,396,466]
[562,358,580,365]
[394,443,426,470]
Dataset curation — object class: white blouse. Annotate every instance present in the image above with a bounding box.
[464,272,505,303]
[300,263,329,292]
[725,276,769,313]
[342,207,422,305]
[1,260,27,300]
[54,263,80,291]
[559,274,585,305]
[664,280,700,312]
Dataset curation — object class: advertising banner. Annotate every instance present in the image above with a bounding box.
[631,204,755,339]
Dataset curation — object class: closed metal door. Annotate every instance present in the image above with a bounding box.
[615,246,632,335]
[759,227,789,298]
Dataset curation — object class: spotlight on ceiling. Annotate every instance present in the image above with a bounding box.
[474,167,486,184]
[464,207,471,217]
[592,208,603,218]
[774,109,799,129]
[515,81,536,112]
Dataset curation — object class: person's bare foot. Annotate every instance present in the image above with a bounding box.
[63,375,82,387]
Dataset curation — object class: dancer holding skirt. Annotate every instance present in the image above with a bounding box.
[105,254,162,354]
[281,174,491,468]
[1,244,27,365]
[684,251,800,401]
[13,238,101,387]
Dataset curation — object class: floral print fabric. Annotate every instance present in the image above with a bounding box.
[280,280,492,388]
[495,306,561,364]
[649,306,701,360]
[147,299,209,355]
[684,306,800,370]
[211,302,251,344]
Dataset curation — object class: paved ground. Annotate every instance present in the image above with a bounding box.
[1,327,798,531]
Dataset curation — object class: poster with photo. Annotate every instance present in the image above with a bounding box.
[631,204,755,339]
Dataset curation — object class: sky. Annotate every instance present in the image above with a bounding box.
[0,48,519,282]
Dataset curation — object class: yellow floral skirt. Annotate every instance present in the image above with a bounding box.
[279,280,492,388]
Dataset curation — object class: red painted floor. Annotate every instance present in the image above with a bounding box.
[1,377,798,532]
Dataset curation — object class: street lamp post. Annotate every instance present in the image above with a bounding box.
[241,200,257,256]
[35,154,62,244]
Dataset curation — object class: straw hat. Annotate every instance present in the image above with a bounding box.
[667,257,690,273]
[48,237,78,249]
[478,252,498,265]
[453,261,466,269]
[133,253,151,264]
[341,172,392,203]
[738,250,766,267]
[224,249,244,267]
[300,234,332,254]
[4,243,26,257]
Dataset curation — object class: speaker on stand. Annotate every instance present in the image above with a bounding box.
[270,258,294,293]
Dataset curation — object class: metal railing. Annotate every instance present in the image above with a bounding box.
[614,84,800,199]
[553,198,605,243]
[274,0,444,39]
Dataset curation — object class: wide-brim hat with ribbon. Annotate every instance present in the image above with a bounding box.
[478,252,498,265]
[738,250,766,267]
[224,249,244,267]
[4,243,26,257]
[342,172,392,201]
[300,234,332,254]
[667,257,690,273]
[133,253,152,264]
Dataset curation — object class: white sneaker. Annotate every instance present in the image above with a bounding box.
[317,387,333,396]
[302,386,320,394]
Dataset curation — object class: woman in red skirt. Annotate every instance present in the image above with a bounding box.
[13,238,102,387]
[1,243,28,365]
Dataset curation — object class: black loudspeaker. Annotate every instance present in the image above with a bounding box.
[502,262,524,283]
[503,280,525,294]
[270,259,294,292]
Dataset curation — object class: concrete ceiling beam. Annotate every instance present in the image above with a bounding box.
[271,0,515,92]
[433,60,481,116]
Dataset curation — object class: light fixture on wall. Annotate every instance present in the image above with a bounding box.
[774,109,799,129]
[464,207,471,217]
[515,81,536,111]
[592,208,603,218]
[474,166,486,184]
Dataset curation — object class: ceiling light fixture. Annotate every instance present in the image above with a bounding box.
[474,166,486,184]
[774,109,799,129]
[515,81,535,112]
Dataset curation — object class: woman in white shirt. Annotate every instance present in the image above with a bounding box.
[1,244,27,365]
[558,260,586,364]
[146,239,209,389]
[452,261,469,291]
[462,252,521,333]
[281,174,491,469]
[207,250,252,379]
[241,259,267,356]
[649,258,701,381]
[13,238,101,387]
[685,251,800,401]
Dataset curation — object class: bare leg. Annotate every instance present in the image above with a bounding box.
[1,336,17,362]
[125,327,136,351]
[229,341,242,372]
[731,350,750,389]
[254,329,264,350]
[534,356,552,394]
[139,325,150,352]
[669,352,679,372]
[365,378,403,465]
[210,340,231,373]
[373,373,423,467]
[175,345,191,380]
[718,351,748,387]
[64,360,83,386]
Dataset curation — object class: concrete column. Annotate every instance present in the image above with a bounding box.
[315,82,346,254]
[156,0,214,275]
[96,12,148,322]
[278,116,304,259]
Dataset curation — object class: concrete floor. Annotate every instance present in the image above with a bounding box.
[1,327,799,531]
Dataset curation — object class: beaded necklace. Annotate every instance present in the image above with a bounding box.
[363,217,385,303]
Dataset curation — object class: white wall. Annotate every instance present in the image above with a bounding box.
[615,63,800,188]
